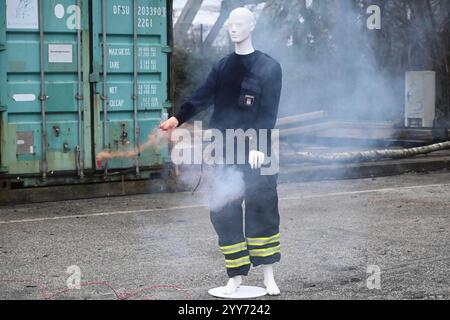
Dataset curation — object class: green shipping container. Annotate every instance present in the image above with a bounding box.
[0,0,172,187]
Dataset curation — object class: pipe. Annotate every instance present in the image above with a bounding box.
[292,141,450,163]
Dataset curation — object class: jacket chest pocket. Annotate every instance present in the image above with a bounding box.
[239,77,262,110]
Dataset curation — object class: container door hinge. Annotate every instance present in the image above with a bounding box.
[0,166,8,173]
[0,44,5,51]
[0,105,6,112]
[161,46,172,53]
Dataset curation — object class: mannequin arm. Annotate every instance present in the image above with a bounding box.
[255,63,282,135]
[174,61,221,126]
[249,63,282,168]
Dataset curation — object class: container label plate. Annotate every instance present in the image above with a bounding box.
[48,44,73,64]
[6,0,39,30]
[16,132,34,155]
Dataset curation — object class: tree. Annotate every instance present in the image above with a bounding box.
[254,0,449,124]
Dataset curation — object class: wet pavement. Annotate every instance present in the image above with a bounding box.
[0,170,449,300]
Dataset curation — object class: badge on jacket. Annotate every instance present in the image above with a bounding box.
[245,95,255,107]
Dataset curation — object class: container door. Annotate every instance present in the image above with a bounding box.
[0,0,91,176]
[92,0,170,173]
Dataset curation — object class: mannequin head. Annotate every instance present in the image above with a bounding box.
[226,7,256,44]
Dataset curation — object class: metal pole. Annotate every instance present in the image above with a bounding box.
[133,0,141,176]
[39,0,48,180]
[102,0,109,177]
[76,0,84,178]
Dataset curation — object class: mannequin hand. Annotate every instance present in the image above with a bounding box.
[249,150,265,169]
[160,116,179,131]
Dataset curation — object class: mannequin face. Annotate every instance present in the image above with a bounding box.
[226,8,256,43]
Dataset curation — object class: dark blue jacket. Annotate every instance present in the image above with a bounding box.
[175,50,282,136]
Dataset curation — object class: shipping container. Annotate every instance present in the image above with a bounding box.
[0,0,173,190]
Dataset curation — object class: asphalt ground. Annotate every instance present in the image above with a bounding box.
[0,170,449,300]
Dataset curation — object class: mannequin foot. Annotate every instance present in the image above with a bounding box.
[223,276,242,295]
[264,278,280,296]
[263,265,280,296]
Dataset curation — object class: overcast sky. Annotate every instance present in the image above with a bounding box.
[173,0,221,25]
[172,1,266,47]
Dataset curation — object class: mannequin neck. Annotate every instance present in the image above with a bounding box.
[234,36,255,55]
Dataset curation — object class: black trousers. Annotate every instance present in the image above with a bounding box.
[207,164,281,278]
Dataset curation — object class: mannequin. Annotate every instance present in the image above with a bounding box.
[160,7,282,296]
[222,8,278,296]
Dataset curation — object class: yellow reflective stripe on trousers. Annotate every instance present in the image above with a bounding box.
[246,234,280,246]
[249,245,281,257]
[225,256,251,268]
[220,242,247,255]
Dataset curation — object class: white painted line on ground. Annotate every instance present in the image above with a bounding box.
[0,205,203,225]
[280,183,450,202]
[0,183,449,225]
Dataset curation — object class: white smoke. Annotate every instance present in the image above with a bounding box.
[204,165,245,212]
[177,160,246,212]
[254,0,403,123]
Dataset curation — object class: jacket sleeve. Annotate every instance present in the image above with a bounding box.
[174,62,219,126]
[254,62,282,148]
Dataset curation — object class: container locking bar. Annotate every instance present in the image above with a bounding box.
[39,0,48,180]
[133,0,141,177]
[101,0,109,177]
[0,1,6,111]
[76,0,84,178]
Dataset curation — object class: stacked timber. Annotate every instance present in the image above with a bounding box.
[277,113,448,145]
